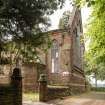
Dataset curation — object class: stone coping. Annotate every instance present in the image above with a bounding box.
[47,85,69,89]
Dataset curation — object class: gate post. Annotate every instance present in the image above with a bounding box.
[39,74,47,102]
[11,68,22,105]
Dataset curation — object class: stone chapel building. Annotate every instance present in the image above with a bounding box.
[43,7,86,92]
[21,6,86,92]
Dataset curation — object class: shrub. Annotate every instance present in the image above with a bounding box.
[91,87,105,92]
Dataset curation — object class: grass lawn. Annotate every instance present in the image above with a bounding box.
[23,92,39,101]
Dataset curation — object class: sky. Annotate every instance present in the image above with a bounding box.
[49,0,91,31]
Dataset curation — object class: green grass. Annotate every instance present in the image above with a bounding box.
[91,87,105,92]
[23,92,39,101]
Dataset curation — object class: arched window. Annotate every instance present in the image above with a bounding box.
[51,40,59,73]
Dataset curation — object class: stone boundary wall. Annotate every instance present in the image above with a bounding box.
[47,86,71,100]
[0,68,22,105]
[39,78,71,102]
[69,85,86,95]
[48,73,70,86]
[1,63,46,92]
[68,65,86,94]
[39,73,86,102]
[0,85,14,105]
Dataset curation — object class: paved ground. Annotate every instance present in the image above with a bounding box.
[23,101,50,105]
[23,92,105,105]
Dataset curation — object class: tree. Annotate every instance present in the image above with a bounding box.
[74,0,105,82]
[58,11,71,29]
[0,0,66,66]
[73,0,95,7]
[0,0,68,74]
[84,52,104,88]
[85,0,105,66]
[0,0,66,44]
[84,52,98,87]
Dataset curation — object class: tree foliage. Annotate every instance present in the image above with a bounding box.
[0,0,66,43]
[81,0,105,81]
[0,0,66,65]
[73,0,95,7]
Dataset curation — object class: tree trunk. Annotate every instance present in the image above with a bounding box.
[0,51,4,75]
[94,72,97,88]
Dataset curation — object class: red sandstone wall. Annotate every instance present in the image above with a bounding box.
[22,63,38,92]
[46,8,86,93]
[0,63,39,92]
[70,8,84,70]
[46,30,72,86]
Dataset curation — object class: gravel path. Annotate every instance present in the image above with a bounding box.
[23,101,50,105]
[23,92,105,105]
[48,92,105,105]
